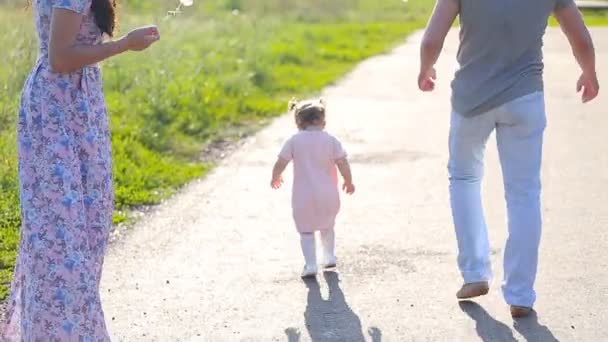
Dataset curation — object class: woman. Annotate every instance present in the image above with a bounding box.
[418,0,598,317]
[1,0,159,339]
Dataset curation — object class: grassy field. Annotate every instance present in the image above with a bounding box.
[550,7,608,26]
[1,0,607,301]
[0,0,435,300]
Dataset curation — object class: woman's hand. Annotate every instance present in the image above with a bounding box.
[124,26,160,51]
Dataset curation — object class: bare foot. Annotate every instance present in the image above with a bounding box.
[510,305,532,318]
[456,282,490,299]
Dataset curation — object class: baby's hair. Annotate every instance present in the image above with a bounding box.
[289,98,326,130]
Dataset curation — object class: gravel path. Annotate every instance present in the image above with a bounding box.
[98,27,606,341]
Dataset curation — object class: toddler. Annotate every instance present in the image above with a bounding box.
[271,98,355,278]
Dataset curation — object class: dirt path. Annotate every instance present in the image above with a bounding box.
[101,28,608,341]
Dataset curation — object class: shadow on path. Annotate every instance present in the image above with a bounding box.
[285,271,381,341]
[459,301,517,342]
[513,310,559,342]
[459,301,559,342]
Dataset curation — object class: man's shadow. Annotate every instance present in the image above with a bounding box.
[513,310,559,342]
[459,301,558,342]
[285,271,381,342]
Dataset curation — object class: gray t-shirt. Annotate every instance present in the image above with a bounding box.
[451,0,573,116]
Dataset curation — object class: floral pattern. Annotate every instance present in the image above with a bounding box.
[1,0,113,340]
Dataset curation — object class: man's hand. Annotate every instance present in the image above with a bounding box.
[418,0,458,92]
[577,72,600,103]
[554,2,599,103]
[418,67,437,92]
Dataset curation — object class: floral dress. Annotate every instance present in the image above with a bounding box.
[1,0,113,340]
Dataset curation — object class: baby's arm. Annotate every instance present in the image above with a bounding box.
[271,157,289,189]
[336,158,355,195]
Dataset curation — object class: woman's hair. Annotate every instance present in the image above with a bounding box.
[27,0,118,37]
[289,98,326,130]
[91,0,118,37]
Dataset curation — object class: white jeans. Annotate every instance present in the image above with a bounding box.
[448,92,546,307]
[300,229,336,268]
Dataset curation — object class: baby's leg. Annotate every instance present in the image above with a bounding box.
[319,228,336,266]
[300,233,316,268]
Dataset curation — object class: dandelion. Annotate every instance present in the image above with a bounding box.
[166,0,195,19]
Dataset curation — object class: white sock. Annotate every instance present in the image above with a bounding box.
[300,233,316,268]
[320,229,336,263]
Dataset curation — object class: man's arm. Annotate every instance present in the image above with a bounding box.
[554,2,599,102]
[418,0,459,92]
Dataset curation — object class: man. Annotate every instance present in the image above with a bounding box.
[418,0,599,317]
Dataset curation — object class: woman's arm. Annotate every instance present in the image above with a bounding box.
[49,8,160,73]
[418,0,459,92]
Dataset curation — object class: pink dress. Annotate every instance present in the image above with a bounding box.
[1,0,112,340]
[279,128,347,233]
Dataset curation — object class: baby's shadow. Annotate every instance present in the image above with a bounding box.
[286,271,381,341]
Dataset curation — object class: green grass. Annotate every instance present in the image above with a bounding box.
[0,0,434,300]
[550,9,608,26]
[583,8,608,25]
